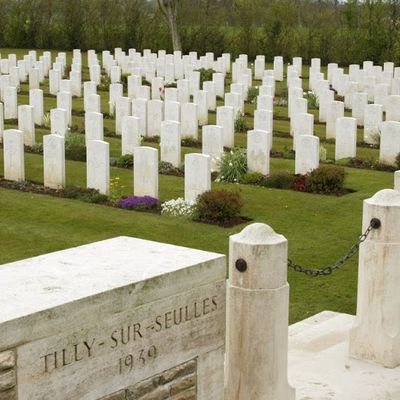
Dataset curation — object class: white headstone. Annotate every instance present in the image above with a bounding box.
[335,117,357,160]
[84,81,97,111]
[203,81,216,112]
[184,153,211,203]
[115,96,131,136]
[326,101,344,139]
[364,104,383,144]
[292,113,314,150]
[132,98,147,136]
[147,99,163,137]
[161,121,181,168]
[395,171,400,190]
[0,103,3,143]
[43,134,65,189]
[57,91,72,126]
[4,86,18,119]
[85,93,101,114]
[216,106,235,148]
[50,108,68,137]
[351,92,368,126]
[295,135,320,175]
[29,68,40,90]
[386,95,400,122]
[164,101,180,122]
[18,105,35,146]
[134,147,158,199]
[121,116,141,155]
[85,112,104,144]
[194,90,208,126]
[380,121,400,166]
[29,89,44,126]
[181,102,198,140]
[202,125,224,172]
[109,83,123,116]
[87,140,110,195]
[247,130,271,175]
[3,129,25,181]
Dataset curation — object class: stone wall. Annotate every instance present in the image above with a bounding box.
[0,350,17,400]
[102,359,197,400]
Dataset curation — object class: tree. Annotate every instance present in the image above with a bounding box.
[157,0,181,51]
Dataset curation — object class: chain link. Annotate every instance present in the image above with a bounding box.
[287,220,378,277]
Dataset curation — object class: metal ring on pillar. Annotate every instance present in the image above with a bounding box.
[370,218,381,230]
[235,259,247,272]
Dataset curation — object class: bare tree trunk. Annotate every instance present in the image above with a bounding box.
[157,0,182,51]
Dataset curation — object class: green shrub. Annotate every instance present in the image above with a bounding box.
[116,154,134,169]
[234,113,246,133]
[304,91,319,109]
[239,172,266,185]
[195,189,243,224]
[247,86,259,103]
[305,165,345,193]
[264,171,296,189]
[65,133,86,161]
[196,68,215,85]
[63,187,108,203]
[159,161,184,176]
[218,149,247,183]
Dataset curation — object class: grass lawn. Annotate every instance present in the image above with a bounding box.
[0,48,395,323]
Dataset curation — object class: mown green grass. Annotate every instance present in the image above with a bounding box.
[0,48,395,323]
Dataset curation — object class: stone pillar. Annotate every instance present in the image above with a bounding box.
[225,223,295,400]
[43,134,65,189]
[349,189,400,368]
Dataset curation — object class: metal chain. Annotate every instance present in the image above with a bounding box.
[287,218,381,277]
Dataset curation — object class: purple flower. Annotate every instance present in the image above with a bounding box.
[119,196,159,210]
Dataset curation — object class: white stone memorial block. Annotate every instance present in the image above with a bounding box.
[273,56,284,81]
[109,83,123,116]
[57,91,72,126]
[132,98,147,136]
[147,100,163,137]
[18,105,35,146]
[335,117,357,160]
[0,75,10,102]
[50,108,68,137]
[344,81,358,109]
[116,96,131,136]
[134,147,158,198]
[121,116,141,155]
[255,56,265,80]
[85,112,103,144]
[190,71,200,96]
[138,85,151,101]
[352,92,368,126]
[29,68,40,90]
[386,95,400,122]
[10,66,20,89]
[379,121,400,165]
[3,129,25,181]
[110,66,121,83]
[295,135,320,175]
[202,125,224,171]
[87,140,110,195]
[164,101,180,122]
[254,109,273,148]
[184,153,211,203]
[194,90,208,126]
[29,89,44,126]
[326,101,344,139]
[59,79,72,94]
[0,236,225,399]
[224,93,241,117]
[161,121,181,168]
[259,85,274,97]
[181,103,198,140]
[292,112,314,150]
[364,104,383,144]
[349,189,400,368]
[216,106,234,148]
[247,130,271,175]
[203,81,216,112]
[374,83,390,111]
[43,134,65,189]
[85,94,101,114]
[293,57,302,76]
[49,69,61,96]
[225,224,295,400]
[4,86,18,119]
[151,77,164,100]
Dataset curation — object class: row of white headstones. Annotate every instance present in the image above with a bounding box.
[1,49,400,199]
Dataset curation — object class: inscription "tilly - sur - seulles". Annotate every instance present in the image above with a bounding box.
[39,295,218,374]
